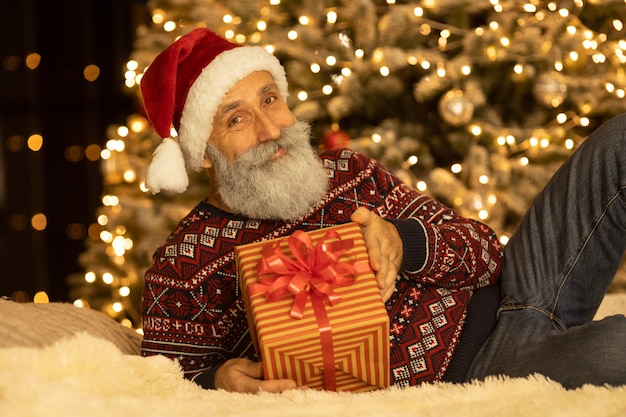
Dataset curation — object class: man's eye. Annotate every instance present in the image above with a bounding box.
[265,96,276,105]
[228,116,241,127]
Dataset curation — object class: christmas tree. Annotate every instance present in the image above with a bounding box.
[68,0,626,327]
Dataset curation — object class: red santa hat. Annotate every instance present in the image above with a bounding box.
[140,28,289,193]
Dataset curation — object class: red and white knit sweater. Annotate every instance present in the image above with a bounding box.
[141,148,503,387]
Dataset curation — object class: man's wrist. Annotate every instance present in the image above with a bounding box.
[386,217,427,272]
[192,364,222,389]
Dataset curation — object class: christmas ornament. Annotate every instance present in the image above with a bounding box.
[438,89,474,126]
[322,129,352,150]
[533,72,567,107]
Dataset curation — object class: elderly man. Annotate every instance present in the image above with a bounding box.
[139,28,626,392]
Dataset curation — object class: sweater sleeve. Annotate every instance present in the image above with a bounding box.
[386,217,428,272]
[372,161,503,291]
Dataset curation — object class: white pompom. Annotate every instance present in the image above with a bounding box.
[146,138,189,193]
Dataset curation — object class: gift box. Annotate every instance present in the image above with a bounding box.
[235,222,390,392]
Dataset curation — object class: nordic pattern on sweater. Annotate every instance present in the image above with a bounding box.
[141,148,503,387]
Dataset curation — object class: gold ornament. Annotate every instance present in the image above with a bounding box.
[533,72,567,107]
[438,89,474,126]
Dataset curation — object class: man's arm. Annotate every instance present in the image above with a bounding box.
[352,159,504,296]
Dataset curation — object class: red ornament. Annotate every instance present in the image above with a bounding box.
[322,129,351,150]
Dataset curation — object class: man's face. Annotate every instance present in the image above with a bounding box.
[203,71,329,221]
[205,70,296,163]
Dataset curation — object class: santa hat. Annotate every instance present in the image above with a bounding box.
[140,28,289,193]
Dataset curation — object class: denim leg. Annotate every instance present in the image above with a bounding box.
[502,112,626,325]
[471,310,626,389]
[467,113,626,387]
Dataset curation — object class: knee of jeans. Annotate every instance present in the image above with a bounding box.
[593,314,626,337]
[576,314,626,357]
[581,315,626,379]
[592,113,626,158]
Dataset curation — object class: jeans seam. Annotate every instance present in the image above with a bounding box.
[498,297,566,329]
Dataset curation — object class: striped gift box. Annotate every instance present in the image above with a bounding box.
[235,222,390,392]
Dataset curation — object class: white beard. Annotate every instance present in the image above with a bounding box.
[205,121,329,221]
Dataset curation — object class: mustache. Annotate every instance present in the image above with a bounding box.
[236,123,309,168]
[238,140,285,167]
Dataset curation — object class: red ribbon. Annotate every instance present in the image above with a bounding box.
[251,229,362,390]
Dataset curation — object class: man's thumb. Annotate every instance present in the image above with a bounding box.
[350,206,372,225]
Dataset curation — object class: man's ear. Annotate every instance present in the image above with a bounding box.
[201,156,213,169]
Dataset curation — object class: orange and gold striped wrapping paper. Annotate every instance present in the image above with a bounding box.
[236,223,390,392]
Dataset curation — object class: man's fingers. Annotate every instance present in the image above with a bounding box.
[251,361,297,392]
[350,207,402,303]
[257,378,298,392]
[351,207,382,271]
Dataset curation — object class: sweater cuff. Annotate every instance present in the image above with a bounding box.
[192,364,221,389]
[386,217,428,272]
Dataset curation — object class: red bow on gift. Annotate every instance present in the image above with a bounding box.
[254,229,361,319]
[252,228,365,391]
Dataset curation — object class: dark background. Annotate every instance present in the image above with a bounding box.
[0,0,148,302]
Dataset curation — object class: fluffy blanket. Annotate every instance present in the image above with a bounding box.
[2,332,625,417]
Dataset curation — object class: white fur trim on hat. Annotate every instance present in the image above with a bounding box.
[145,137,189,193]
[178,45,289,172]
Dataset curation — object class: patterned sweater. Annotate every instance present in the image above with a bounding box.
[141,149,503,387]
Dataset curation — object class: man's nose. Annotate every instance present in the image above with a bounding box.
[254,111,282,143]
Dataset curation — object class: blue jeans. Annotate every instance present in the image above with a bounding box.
[467,113,626,388]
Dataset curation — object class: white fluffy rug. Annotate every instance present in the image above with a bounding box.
[1,332,625,417]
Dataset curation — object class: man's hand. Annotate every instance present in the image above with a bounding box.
[213,358,297,393]
[350,207,403,302]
